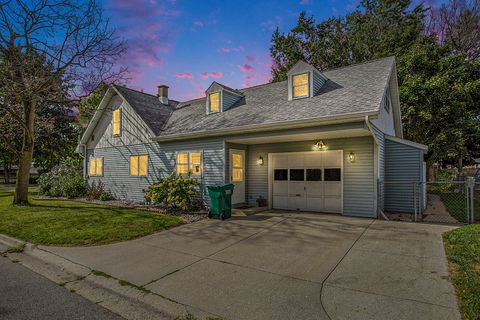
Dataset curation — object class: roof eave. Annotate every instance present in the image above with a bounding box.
[152,110,379,142]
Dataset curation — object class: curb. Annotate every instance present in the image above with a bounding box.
[3,242,213,320]
[0,233,26,249]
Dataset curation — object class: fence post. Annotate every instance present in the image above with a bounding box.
[466,177,475,224]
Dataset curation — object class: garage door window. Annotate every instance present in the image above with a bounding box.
[274,169,288,181]
[324,168,341,181]
[290,169,305,181]
[306,169,322,181]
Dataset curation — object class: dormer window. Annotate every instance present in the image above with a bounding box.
[292,73,309,99]
[209,92,220,113]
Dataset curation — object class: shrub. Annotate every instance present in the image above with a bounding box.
[86,181,105,200]
[144,173,200,212]
[38,156,86,198]
[99,190,115,201]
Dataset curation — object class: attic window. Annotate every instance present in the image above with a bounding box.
[384,88,392,113]
[112,109,121,135]
[292,73,309,98]
[209,92,220,113]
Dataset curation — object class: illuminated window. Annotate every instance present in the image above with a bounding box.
[177,151,202,175]
[292,73,309,98]
[89,157,103,176]
[209,92,220,113]
[130,155,148,176]
[112,109,121,135]
[231,153,243,182]
[189,152,202,175]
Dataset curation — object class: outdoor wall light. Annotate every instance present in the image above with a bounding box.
[257,156,264,166]
[349,151,356,163]
[314,140,326,150]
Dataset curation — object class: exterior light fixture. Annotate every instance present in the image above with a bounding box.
[348,152,356,163]
[257,156,264,166]
[314,140,326,150]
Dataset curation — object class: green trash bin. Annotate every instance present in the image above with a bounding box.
[207,184,234,220]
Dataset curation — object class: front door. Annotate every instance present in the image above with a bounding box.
[230,149,245,205]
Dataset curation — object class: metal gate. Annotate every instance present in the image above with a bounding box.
[379,178,477,224]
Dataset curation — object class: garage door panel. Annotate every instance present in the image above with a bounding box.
[288,196,306,211]
[324,182,341,196]
[323,151,342,167]
[306,197,323,212]
[272,151,342,214]
[324,196,342,213]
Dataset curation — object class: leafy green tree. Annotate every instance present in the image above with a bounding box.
[77,82,109,132]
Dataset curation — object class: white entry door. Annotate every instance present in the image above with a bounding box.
[230,149,245,204]
[271,151,343,213]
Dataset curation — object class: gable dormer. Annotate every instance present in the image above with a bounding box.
[205,82,243,114]
[287,61,327,101]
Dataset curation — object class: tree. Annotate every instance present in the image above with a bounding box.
[428,0,480,61]
[0,0,126,204]
[270,0,427,80]
[77,82,109,131]
[269,0,480,169]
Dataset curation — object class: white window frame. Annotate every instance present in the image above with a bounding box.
[291,72,310,99]
[112,108,122,136]
[208,92,221,114]
[89,156,104,177]
[176,151,203,176]
[129,154,148,177]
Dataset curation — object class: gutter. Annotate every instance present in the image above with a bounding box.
[152,110,379,142]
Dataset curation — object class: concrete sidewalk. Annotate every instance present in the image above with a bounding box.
[35,212,460,320]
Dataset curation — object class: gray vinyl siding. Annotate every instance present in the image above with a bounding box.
[384,138,423,213]
[87,138,224,204]
[313,72,326,95]
[87,95,153,149]
[370,124,385,210]
[246,136,375,218]
[222,92,240,111]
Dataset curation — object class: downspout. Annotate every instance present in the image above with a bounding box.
[79,144,87,178]
[365,116,389,221]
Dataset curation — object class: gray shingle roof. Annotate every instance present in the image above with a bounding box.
[115,57,394,137]
[113,85,176,135]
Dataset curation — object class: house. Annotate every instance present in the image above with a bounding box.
[78,57,427,218]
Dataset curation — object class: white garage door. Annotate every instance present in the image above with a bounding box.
[271,151,343,213]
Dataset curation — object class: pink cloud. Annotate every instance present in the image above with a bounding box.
[219,47,231,53]
[246,55,255,62]
[218,45,244,53]
[239,64,254,72]
[210,72,223,79]
[242,75,255,88]
[176,72,193,78]
[200,72,209,79]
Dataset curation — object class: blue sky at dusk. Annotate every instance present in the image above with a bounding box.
[102,0,438,101]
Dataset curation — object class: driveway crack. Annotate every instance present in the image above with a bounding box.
[319,218,375,320]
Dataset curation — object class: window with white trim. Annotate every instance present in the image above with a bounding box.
[89,157,103,176]
[112,109,121,135]
[130,155,148,176]
[176,151,202,175]
[209,92,220,113]
[292,72,309,98]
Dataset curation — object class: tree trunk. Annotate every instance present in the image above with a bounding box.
[4,164,10,184]
[13,100,36,205]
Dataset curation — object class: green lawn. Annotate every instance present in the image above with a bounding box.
[443,224,480,320]
[0,189,184,246]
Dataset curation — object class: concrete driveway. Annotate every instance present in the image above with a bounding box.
[41,212,460,320]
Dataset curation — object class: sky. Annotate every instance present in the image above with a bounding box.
[102,0,438,101]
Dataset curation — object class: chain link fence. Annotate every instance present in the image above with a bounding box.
[379,180,476,225]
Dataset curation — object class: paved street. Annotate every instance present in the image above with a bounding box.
[0,257,123,320]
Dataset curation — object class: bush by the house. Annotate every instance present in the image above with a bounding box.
[86,181,106,200]
[99,190,115,201]
[38,157,86,198]
[144,173,200,212]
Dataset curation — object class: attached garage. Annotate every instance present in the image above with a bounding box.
[269,151,343,213]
